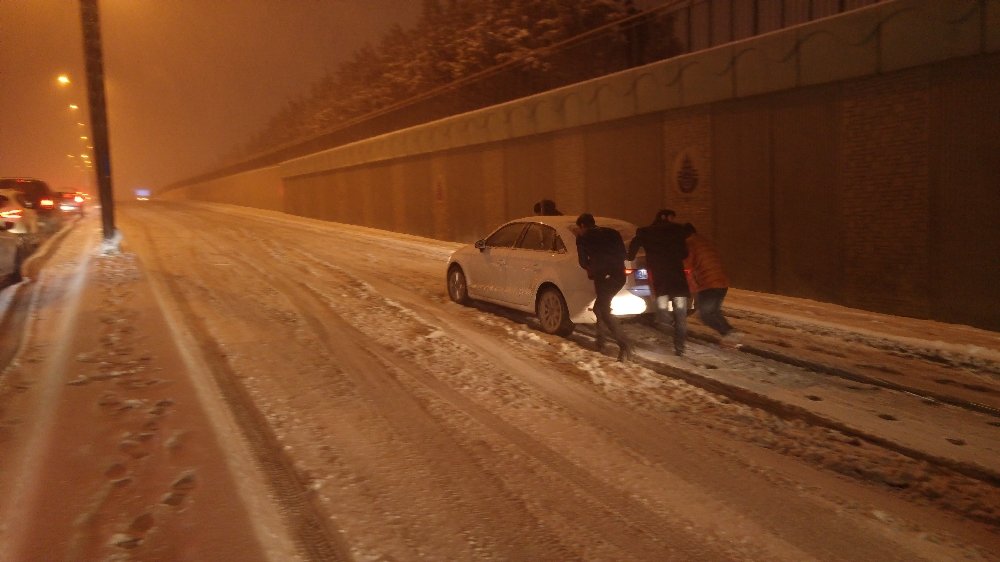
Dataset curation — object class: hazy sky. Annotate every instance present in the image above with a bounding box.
[1,0,421,196]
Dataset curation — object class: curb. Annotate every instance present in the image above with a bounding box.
[628,344,1000,488]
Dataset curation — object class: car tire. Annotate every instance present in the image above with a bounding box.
[536,286,574,336]
[447,265,471,305]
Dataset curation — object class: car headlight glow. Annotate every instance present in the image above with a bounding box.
[611,292,649,316]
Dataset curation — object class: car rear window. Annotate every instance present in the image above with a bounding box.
[0,179,53,199]
[517,223,560,252]
[486,223,526,248]
[604,220,637,243]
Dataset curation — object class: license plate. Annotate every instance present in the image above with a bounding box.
[634,268,648,280]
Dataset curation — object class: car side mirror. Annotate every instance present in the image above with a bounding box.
[475,239,486,251]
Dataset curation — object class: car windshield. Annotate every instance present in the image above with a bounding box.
[546,217,637,245]
[602,220,637,243]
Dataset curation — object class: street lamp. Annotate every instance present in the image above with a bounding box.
[57,74,71,86]
[69,103,79,110]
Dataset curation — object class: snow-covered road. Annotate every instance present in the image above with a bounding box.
[2,202,998,560]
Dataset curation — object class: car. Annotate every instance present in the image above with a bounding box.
[0,225,20,283]
[446,216,653,336]
[0,178,59,232]
[57,191,86,215]
[0,189,39,283]
[0,178,56,214]
[0,188,40,235]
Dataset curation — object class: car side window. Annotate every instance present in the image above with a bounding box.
[485,223,526,248]
[517,223,559,252]
[554,234,567,253]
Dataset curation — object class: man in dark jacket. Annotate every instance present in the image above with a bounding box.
[627,209,690,356]
[575,213,633,362]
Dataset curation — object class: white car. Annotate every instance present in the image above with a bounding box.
[0,225,18,283]
[0,188,39,234]
[0,188,40,283]
[446,216,653,336]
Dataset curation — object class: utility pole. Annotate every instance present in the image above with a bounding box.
[79,0,117,243]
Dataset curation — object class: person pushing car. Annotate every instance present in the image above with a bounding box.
[627,209,691,356]
[575,213,633,362]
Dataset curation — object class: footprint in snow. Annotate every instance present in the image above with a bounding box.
[161,470,197,507]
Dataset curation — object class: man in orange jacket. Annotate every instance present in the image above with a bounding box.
[683,223,736,339]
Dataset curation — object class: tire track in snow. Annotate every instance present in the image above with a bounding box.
[126,216,351,562]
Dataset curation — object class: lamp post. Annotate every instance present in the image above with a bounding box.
[79,0,116,243]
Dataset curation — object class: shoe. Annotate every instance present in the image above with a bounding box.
[674,346,684,357]
[617,343,634,362]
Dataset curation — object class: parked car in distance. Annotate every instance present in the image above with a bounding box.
[446,216,653,336]
[57,191,86,215]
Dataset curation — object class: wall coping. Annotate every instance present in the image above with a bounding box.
[273,0,995,179]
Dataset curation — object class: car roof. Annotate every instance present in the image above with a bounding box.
[0,178,53,192]
[506,215,637,237]
[0,177,48,185]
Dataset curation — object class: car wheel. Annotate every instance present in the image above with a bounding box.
[536,286,574,336]
[447,265,470,305]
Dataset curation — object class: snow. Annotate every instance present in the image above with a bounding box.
[1,203,998,561]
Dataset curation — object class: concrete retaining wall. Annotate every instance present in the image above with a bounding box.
[162,0,1000,330]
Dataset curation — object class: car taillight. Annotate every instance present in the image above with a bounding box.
[40,198,55,208]
[0,209,23,219]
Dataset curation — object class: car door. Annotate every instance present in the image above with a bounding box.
[464,222,525,303]
[0,196,16,279]
[505,222,562,308]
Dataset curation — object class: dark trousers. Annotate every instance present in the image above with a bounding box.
[697,287,732,335]
[593,270,627,346]
[655,295,688,353]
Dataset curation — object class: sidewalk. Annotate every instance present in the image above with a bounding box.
[0,226,296,561]
[628,289,1000,486]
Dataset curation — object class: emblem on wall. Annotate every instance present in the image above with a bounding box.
[673,148,700,194]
